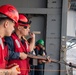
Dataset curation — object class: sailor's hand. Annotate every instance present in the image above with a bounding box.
[47,56,51,63]
[29,32,35,38]
[10,65,21,75]
[20,52,27,60]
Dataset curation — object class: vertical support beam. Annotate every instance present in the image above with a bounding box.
[60,0,68,75]
[45,0,62,75]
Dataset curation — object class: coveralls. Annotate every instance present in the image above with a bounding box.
[5,33,30,75]
[35,46,47,75]
[0,38,8,68]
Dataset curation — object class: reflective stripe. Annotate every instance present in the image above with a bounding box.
[0,38,4,49]
[15,39,21,48]
[25,42,28,50]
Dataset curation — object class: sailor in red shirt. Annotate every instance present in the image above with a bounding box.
[7,14,35,75]
[0,4,21,75]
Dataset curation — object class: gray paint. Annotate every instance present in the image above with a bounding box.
[0,0,47,8]
[60,0,68,75]
[30,15,46,41]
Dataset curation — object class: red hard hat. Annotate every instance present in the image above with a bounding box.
[0,4,19,23]
[18,14,31,26]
